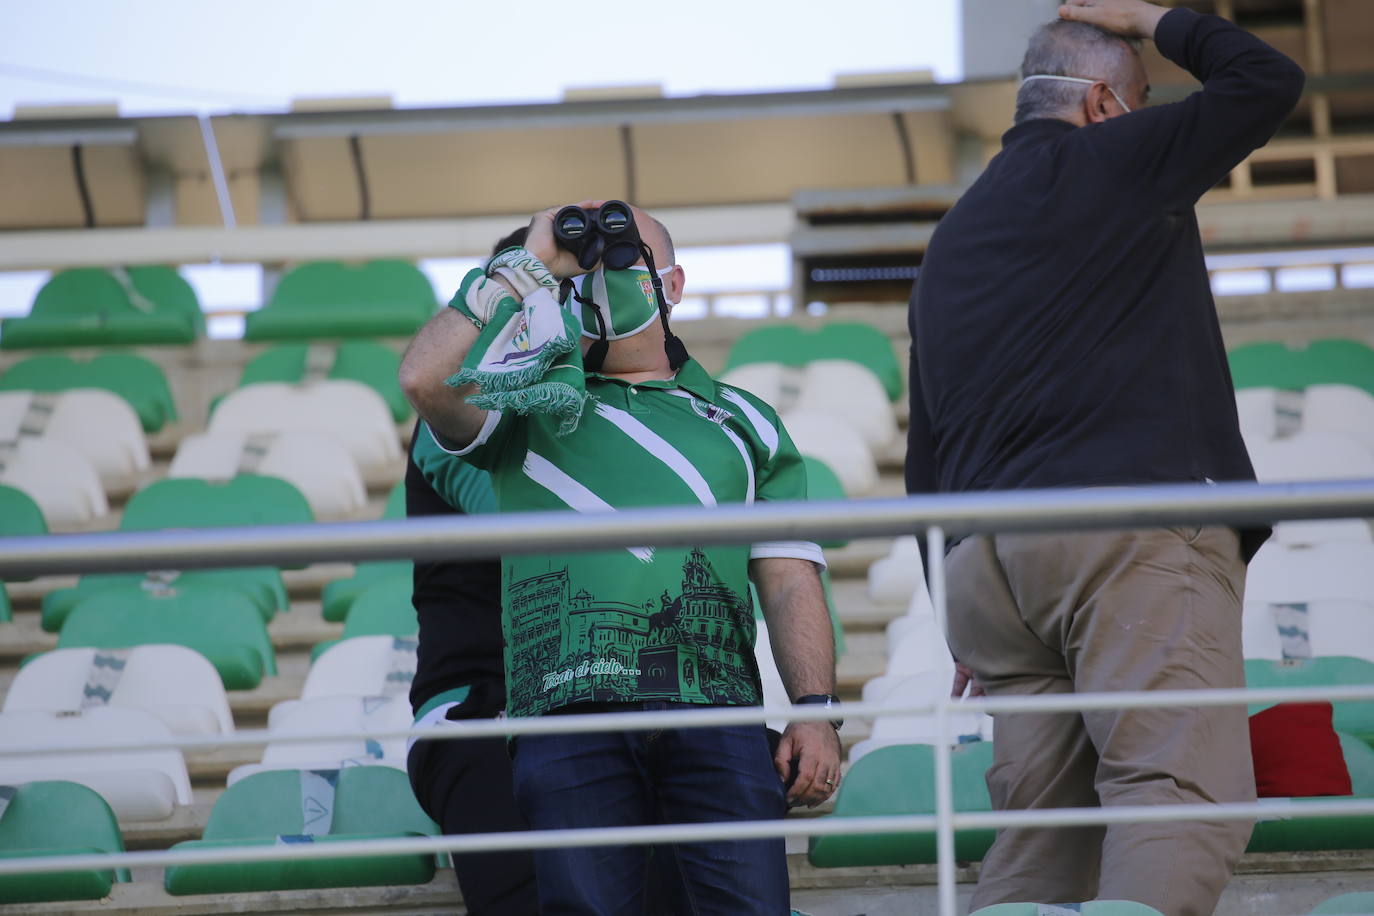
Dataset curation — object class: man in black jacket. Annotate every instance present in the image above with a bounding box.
[905,1,1303,913]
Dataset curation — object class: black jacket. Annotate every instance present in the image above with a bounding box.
[406,422,507,716]
[905,8,1304,562]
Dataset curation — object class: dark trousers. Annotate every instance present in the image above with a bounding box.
[511,703,790,916]
[407,733,540,915]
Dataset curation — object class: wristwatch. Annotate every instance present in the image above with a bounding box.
[794,694,843,731]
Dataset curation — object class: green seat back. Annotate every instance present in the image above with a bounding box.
[0,352,177,431]
[1,267,202,349]
[165,767,437,895]
[0,584,9,624]
[122,475,314,530]
[244,260,436,341]
[0,485,47,537]
[239,344,310,386]
[1312,892,1374,914]
[813,322,904,401]
[42,566,287,632]
[320,560,411,623]
[1230,338,1374,396]
[1245,657,1374,747]
[804,455,849,550]
[0,781,129,903]
[724,326,810,372]
[1248,733,1374,853]
[341,573,417,638]
[809,741,997,867]
[58,584,277,689]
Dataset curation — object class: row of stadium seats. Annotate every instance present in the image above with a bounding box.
[0,262,438,350]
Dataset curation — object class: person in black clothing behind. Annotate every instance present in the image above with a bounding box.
[405,228,540,916]
[906,1,1303,914]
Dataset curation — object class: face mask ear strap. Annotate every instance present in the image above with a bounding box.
[568,280,611,372]
[638,242,689,370]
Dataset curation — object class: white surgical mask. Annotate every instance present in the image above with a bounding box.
[1021,74,1133,114]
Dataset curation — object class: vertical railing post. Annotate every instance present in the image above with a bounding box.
[927,525,958,916]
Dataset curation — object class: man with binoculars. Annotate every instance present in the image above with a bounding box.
[400,201,840,913]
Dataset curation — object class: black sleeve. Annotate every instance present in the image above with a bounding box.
[904,293,939,584]
[1095,7,1305,207]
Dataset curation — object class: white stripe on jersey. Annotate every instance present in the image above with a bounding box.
[521,450,655,563]
[720,388,779,460]
[593,401,717,507]
[664,389,754,504]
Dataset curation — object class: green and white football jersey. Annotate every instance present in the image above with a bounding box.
[417,358,824,719]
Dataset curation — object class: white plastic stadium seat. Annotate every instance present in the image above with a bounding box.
[3,645,233,738]
[0,389,149,492]
[1272,519,1372,548]
[848,671,993,764]
[717,363,800,413]
[1242,541,1374,661]
[228,694,413,786]
[781,409,878,497]
[211,380,401,476]
[0,707,192,821]
[0,436,107,528]
[1236,384,1374,456]
[268,635,417,729]
[1249,432,1374,482]
[169,429,367,520]
[795,360,897,450]
[868,536,928,607]
[885,578,940,656]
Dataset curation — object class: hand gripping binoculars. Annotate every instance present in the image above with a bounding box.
[552,200,644,271]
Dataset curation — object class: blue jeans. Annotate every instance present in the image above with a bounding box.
[510,702,790,915]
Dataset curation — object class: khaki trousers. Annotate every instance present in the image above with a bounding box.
[944,526,1255,916]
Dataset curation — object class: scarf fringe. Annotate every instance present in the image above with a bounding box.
[466,382,586,436]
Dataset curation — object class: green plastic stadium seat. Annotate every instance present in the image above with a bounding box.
[724,325,809,373]
[313,573,416,660]
[0,266,204,350]
[226,341,411,423]
[0,484,47,537]
[122,475,314,530]
[804,455,849,550]
[0,584,10,624]
[1247,733,1374,853]
[0,352,177,432]
[321,561,411,623]
[58,584,277,690]
[808,741,997,867]
[1229,339,1374,396]
[1312,892,1374,914]
[972,904,1165,915]
[243,260,436,342]
[0,781,130,903]
[1246,657,1374,747]
[41,567,287,632]
[164,766,438,895]
[724,322,903,402]
[813,322,904,402]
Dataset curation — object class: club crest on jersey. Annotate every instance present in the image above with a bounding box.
[690,398,733,425]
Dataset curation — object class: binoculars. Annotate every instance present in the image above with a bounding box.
[552,200,643,271]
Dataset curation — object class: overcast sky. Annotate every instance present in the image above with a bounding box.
[0,0,963,116]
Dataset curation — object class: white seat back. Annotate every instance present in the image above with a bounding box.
[0,707,191,821]
[230,695,412,785]
[0,437,107,527]
[4,645,233,737]
[1249,432,1374,482]
[780,409,878,497]
[796,360,896,449]
[718,363,799,412]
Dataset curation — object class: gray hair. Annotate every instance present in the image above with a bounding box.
[1015,20,1141,124]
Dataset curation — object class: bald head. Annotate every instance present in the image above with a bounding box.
[1015,20,1146,125]
[628,205,676,267]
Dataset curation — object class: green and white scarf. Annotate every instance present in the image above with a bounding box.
[446,252,586,435]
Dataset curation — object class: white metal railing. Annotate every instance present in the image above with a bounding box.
[2,479,1374,916]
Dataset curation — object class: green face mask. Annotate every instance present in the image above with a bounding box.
[573,266,676,341]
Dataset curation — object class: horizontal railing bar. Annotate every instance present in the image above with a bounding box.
[4,683,1372,758]
[2,797,1372,877]
[0,479,1372,578]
